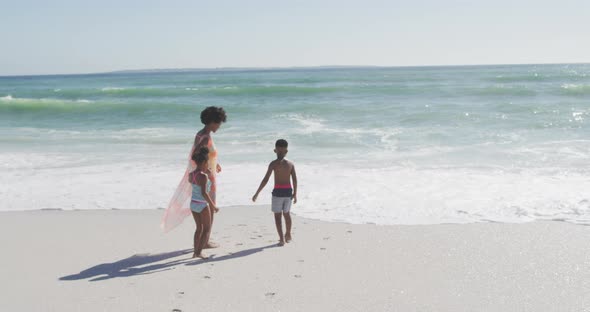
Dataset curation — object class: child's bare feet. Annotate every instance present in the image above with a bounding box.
[193,252,209,259]
[285,233,292,243]
[278,240,285,246]
[204,242,219,249]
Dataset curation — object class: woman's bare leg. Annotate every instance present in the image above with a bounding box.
[204,177,218,248]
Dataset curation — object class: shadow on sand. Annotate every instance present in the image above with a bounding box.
[59,244,278,282]
[185,244,277,266]
[59,249,193,282]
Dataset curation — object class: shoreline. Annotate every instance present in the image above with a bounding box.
[0,207,585,228]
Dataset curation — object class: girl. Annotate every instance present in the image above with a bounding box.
[188,147,219,259]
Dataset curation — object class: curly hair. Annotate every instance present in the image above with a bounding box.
[200,106,227,125]
[192,147,210,164]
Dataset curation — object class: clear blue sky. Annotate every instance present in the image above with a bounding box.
[2,0,589,75]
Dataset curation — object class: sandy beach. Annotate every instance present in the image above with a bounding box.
[3,0,589,311]
[1,206,590,311]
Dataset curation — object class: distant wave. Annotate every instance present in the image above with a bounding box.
[3,83,450,100]
[0,95,194,115]
[488,68,589,83]
[560,84,590,96]
[468,85,537,96]
[489,74,557,83]
[101,87,126,91]
[0,95,94,109]
[0,126,189,145]
[196,85,342,96]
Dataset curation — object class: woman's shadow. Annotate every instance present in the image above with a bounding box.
[59,244,276,282]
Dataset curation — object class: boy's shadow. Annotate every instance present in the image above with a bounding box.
[59,244,277,282]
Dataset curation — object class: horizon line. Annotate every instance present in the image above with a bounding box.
[1,62,589,78]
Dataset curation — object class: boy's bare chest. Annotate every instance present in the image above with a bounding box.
[273,161,291,174]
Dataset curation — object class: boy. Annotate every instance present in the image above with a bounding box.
[252,139,298,246]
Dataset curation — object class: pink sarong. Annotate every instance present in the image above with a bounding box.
[161,133,217,232]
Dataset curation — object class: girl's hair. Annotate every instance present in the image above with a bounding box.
[192,147,209,164]
[200,106,227,125]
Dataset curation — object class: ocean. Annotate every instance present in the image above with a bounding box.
[1,64,590,225]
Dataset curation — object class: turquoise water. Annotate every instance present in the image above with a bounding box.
[2,65,590,224]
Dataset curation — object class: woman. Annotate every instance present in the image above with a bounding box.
[161,106,227,248]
